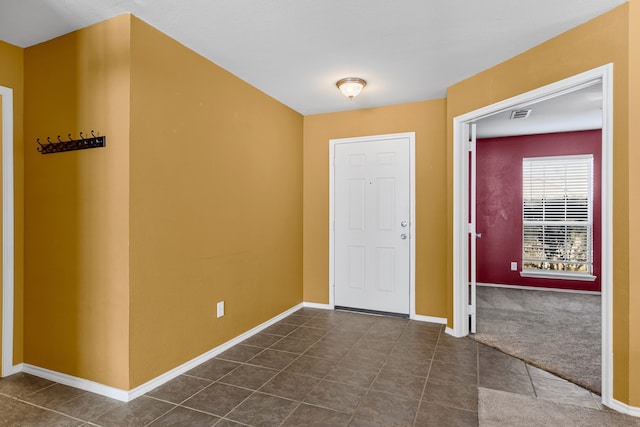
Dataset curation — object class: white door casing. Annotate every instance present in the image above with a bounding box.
[468,123,477,333]
[1,86,16,377]
[451,64,613,407]
[330,133,415,315]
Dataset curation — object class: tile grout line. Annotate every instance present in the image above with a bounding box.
[338,314,426,425]
[0,380,121,426]
[277,309,353,426]
[142,401,180,427]
[276,309,377,425]
[332,311,380,425]
[411,323,443,426]
[11,394,91,425]
[4,310,454,426]
[215,309,326,426]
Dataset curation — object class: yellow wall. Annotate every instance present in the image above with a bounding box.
[302,100,448,317]
[446,3,637,405]
[10,2,640,408]
[128,17,303,387]
[0,40,25,370]
[627,0,640,406]
[23,16,131,389]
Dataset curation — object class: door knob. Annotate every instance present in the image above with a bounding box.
[401,234,408,240]
[401,221,408,227]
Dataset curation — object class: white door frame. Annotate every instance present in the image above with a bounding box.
[1,85,16,376]
[450,64,613,406]
[329,132,416,317]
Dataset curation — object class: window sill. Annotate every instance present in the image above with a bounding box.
[519,271,597,282]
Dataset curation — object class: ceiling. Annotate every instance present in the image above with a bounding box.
[476,82,603,139]
[0,0,626,116]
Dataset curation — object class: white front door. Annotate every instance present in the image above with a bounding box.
[333,134,412,314]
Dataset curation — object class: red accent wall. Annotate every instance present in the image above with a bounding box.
[476,130,601,292]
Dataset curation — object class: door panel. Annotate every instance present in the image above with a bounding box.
[334,137,411,314]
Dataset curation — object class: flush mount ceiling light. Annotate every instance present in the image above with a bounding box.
[336,77,367,100]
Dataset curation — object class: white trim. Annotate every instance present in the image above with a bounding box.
[22,364,130,402]
[411,314,447,324]
[469,123,477,333]
[452,64,614,407]
[477,282,601,295]
[329,132,416,316]
[20,303,303,402]
[608,399,640,418]
[519,271,597,282]
[600,63,614,408]
[303,302,333,310]
[452,118,470,339]
[126,302,303,400]
[1,86,16,377]
[445,327,459,337]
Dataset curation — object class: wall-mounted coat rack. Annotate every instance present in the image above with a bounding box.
[36,131,106,155]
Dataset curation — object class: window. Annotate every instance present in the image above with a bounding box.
[522,155,594,279]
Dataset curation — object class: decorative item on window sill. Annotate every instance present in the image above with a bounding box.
[36,131,106,155]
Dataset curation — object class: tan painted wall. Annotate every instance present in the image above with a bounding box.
[128,17,303,387]
[0,40,25,369]
[446,3,637,405]
[23,16,131,389]
[302,100,448,318]
[627,0,640,406]
[11,3,640,406]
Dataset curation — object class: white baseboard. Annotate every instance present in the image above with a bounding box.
[22,364,130,401]
[445,327,464,337]
[127,302,304,401]
[12,302,640,419]
[303,302,332,310]
[4,362,23,377]
[411,314,447,324]
[608,398,640,418]
[18,303,304,402]
[477,282,601,295]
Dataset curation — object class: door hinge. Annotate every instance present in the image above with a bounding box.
[467,304,475,316]
[467,140,475,152]
[467,223,473,234]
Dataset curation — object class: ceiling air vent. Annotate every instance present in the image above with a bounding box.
[510,109,532,120]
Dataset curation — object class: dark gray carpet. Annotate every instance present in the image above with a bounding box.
[478,388,640,427]
[474,286,601,394]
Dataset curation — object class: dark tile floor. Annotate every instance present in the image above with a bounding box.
[0,308,603,426]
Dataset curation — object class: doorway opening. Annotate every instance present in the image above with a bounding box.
[451,65,613,405]
[329,132,416,318]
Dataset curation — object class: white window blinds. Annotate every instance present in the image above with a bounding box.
[522,155,593,274]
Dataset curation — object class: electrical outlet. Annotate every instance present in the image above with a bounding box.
[217,301,225,318]
[510,262,518,271]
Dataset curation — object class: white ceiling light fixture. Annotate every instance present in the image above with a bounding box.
[336,77,367,100]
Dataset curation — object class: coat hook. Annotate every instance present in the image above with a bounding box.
[37,130,106,154]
